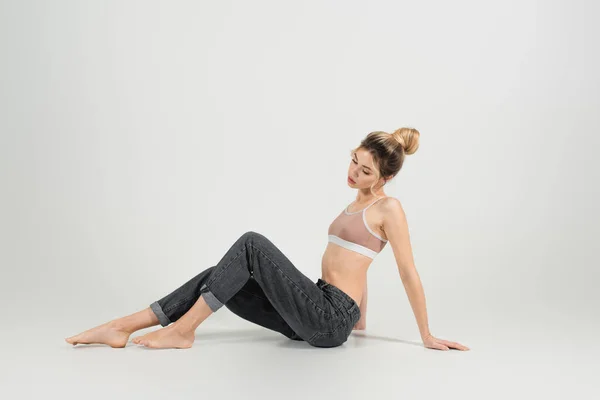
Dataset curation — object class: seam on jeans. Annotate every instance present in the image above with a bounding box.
[239,288,269,302]
[206,245,247,288]
[163,295,195,313]
[249,243,333,317]
[308,330,321,343]
[308,320,347,342]
[164,287,225,314]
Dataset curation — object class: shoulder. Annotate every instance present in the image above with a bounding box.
[381,196,405,214]
[380,197,407,225]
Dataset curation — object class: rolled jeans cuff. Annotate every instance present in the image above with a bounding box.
[200,283,224,312]
[150,301,172,327]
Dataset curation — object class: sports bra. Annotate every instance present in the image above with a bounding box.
[327,196,388,259]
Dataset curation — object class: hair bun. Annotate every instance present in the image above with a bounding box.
[391,127,420,155]
[394,135,405,148]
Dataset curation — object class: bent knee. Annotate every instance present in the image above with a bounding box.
[241,230,260,240]
[240,230,270,246]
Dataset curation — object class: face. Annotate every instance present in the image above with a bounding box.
[347,149,379,188]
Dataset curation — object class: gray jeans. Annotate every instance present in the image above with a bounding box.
[149,231,361,348]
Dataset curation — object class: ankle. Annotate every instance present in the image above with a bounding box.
[108,318,135,334]
[171,322,196,336]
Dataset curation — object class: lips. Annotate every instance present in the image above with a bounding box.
[348,177,355,184]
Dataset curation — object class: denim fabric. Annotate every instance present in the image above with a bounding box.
[149,231,361,348]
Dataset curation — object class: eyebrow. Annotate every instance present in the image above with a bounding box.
[353,153,372,171]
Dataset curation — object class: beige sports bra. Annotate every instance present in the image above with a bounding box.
[327,196,388,259]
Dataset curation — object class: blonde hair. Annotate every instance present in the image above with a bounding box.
[349,127,420,196]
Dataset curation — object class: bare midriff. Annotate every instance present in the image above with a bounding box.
[320,243,373,307]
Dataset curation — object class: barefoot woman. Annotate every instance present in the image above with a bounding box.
[66,128,469,351]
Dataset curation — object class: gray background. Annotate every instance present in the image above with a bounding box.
[1,0,598,399]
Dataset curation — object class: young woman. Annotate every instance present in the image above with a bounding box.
[66,127,469,351]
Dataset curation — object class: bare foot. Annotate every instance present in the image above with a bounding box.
[65,320,132,348]
[132,324,195,349]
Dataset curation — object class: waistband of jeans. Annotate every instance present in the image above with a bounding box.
[316,278,359,316]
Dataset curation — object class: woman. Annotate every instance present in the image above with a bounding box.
[65,127,469,351]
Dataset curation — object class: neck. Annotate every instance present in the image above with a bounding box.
[356,191,386,202]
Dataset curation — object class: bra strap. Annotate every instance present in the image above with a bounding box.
[364,196,387,211]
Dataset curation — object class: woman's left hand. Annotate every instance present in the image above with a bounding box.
[422,333,470,351]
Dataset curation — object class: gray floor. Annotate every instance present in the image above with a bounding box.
[3,307,597,400]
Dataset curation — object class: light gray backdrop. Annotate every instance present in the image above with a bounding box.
[1,0,598,399]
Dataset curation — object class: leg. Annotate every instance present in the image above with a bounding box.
[225,277,304,341]
[147,266,218,327]
[131,267,218,348]
[66,231,314,348]
[149,263,304,340]
[135,231,346,348]
[66,266,217,347]
[65,266,213,348]
[133,278,307,348]
[133,296,212,348]
[202,231,341,342]
[65,307,160,347]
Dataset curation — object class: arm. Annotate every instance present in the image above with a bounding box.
[382,198,469,351]
[382,198,430,340]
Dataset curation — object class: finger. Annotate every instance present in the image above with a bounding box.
[428,343,449,351]
[453,343,469,351]
[440,340,469,351]
[447,343,468,351]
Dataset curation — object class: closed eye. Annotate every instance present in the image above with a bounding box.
[352,157,371,175]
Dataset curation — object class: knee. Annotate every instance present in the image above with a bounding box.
[241,230,259,239]
[240,230,267,244]
[238,231,275,258]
